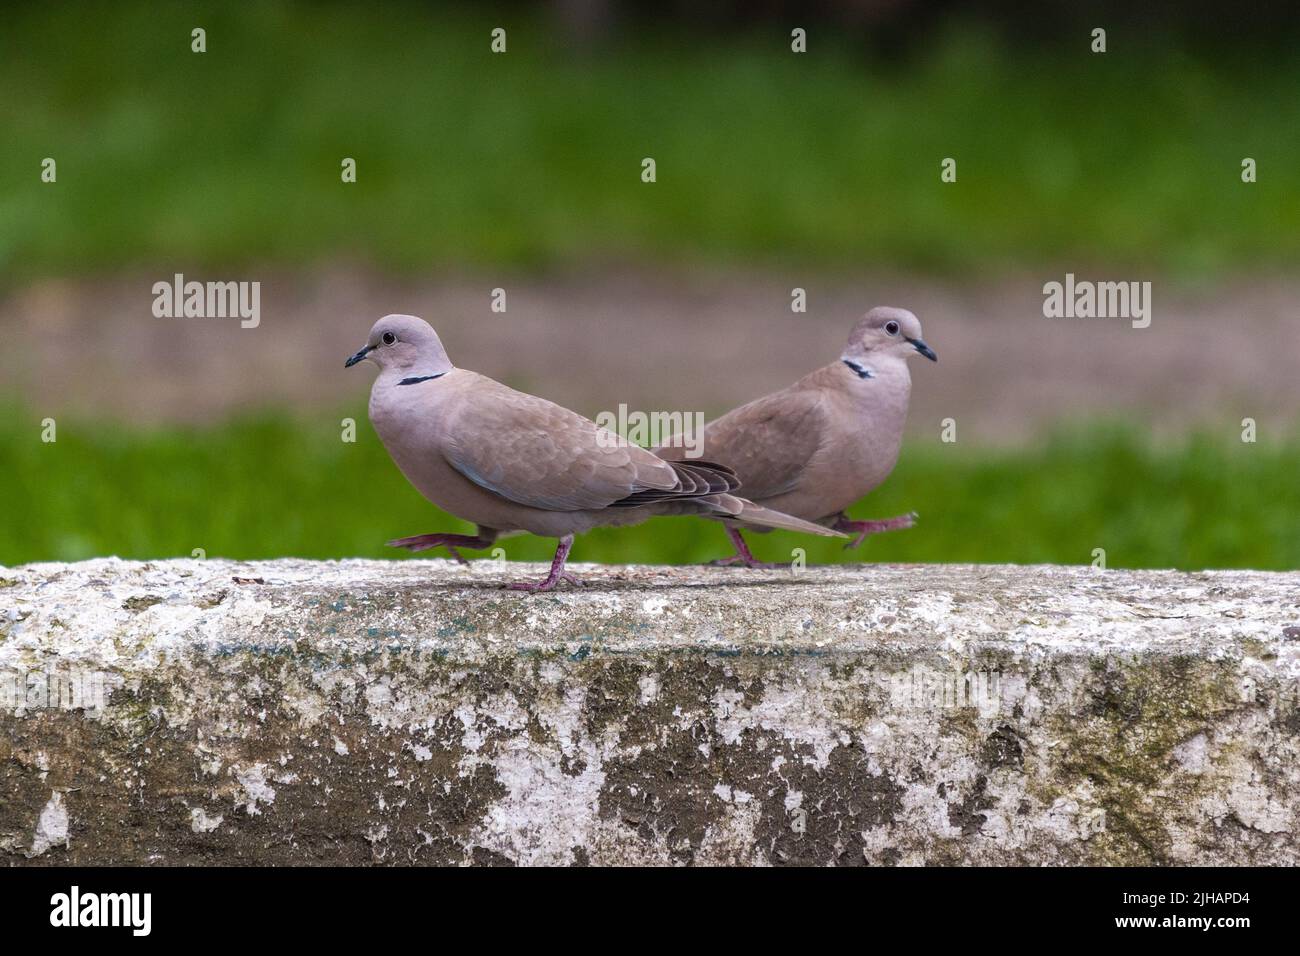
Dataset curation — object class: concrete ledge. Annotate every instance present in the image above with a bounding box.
[2,558,1298,865]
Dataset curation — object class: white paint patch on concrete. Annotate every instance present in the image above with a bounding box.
[233,764,276,815]
[1223,778,1291,834]
[638,674,660,705]
[28,791,69,857]
[190,807,224,833]
[469,739,607,866]
[713,677,847,769]
[641,596,670,616]
[536,683,588,758]
[456,703,488,753]
[1173,732,1209,773]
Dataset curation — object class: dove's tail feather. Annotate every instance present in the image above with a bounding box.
[707,495,846,537]
[613,492,844,537]
[607,459,842,537]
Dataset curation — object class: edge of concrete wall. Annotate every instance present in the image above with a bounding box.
[2,558,1297,865]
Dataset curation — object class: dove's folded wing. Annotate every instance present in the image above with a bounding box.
[441,380,680,512]
[683,387,830,501]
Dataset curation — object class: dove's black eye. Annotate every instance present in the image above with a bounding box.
[381,331,397,346]
[884,321,900,336]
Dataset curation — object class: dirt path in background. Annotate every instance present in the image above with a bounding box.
[2,267,1295,441]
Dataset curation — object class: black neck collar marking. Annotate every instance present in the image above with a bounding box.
[397,372,447,386]
[842,359,874,379]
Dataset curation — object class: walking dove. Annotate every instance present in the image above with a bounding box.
[658,306,937,567]
[345,315,844,590]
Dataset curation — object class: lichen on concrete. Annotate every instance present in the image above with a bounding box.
[1,557,1297,865]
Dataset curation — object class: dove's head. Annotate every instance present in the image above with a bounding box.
[345,314,453,376]
[841,306,937,373]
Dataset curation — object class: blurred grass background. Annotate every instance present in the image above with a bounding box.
[2,1,1297,570]
[5,412,1297,570]
[2,2,1298,278]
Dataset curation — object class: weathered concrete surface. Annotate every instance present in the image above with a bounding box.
[2,558,1298,866]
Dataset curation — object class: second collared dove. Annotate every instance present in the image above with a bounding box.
[345,315,844,590]
[658,306,937,567]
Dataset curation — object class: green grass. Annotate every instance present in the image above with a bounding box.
[1,2,1298,278]
[3,411,1296,571]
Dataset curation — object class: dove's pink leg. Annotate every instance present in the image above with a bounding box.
[832,512,917,550]
[386,528,498,564]
[507,535,583,591]
[709,527,791,569]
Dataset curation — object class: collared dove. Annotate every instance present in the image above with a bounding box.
[659,306,937,567]
[345,315,844,590]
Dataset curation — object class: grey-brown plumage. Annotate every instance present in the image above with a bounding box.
[345,315,843,590]
[659,306,937,566]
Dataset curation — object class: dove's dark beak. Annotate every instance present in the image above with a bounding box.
[908,337,938,362]
[344,344,372,368]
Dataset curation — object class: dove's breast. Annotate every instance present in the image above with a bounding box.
[778,359,912,521]
[367,373,533,531]
[839,361,911,493]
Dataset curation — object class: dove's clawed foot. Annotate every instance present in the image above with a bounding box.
[833,512,917,550]
[706,527,791,569]
[505,535,583,592]
[386,528,499,564]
